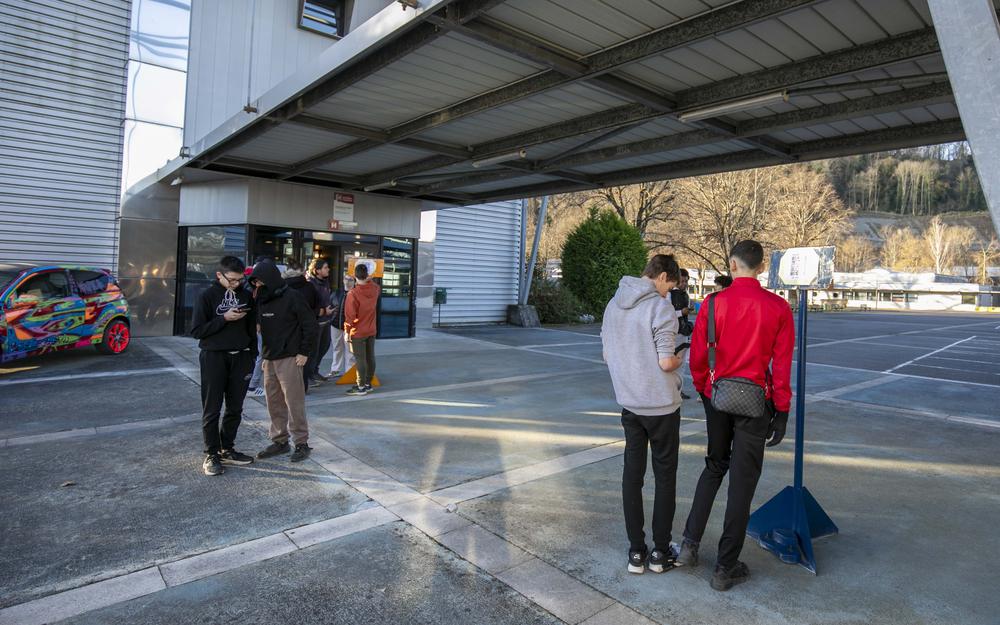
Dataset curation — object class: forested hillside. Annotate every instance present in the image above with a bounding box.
[819,143,986,215]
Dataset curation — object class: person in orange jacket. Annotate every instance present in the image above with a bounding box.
[343,262,380,396]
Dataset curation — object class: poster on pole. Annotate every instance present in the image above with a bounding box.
[767,246,835,289]
[348,257,384,279]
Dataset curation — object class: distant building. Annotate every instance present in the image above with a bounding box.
[800,269,997,311]
[688,268,998,312]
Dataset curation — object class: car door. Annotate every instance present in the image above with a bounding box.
[4,270,85,357]
[70,269,117,340]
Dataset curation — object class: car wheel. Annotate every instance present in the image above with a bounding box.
[96,318,130,355]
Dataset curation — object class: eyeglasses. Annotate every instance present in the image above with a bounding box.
[221,274,245,285]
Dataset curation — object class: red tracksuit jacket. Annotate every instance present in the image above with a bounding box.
[689,277,795,413]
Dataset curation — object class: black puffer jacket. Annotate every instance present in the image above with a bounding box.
[250,261,319,361]
[283,271,318,312]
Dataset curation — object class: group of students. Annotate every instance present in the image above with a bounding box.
[189,255,381,476]
[188,241,792,590]
[602,239,794,592]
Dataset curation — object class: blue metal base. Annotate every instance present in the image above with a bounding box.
[746,486,838,574]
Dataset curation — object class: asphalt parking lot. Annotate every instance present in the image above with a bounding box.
[1,311,998,625]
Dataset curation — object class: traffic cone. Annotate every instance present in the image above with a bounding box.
[335,365,381,386]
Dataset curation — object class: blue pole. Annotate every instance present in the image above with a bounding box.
[747,285,837,573]
[794,288,808,492]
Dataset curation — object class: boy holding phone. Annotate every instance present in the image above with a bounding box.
[190,256,259,476]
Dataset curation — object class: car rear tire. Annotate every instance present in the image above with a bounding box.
[96,318,130,355]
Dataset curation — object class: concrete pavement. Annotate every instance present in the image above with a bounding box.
[2,313,999,624]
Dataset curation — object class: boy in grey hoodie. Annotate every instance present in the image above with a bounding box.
[602,254,688,575]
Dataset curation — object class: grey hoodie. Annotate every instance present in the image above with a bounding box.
[601,276,682,416]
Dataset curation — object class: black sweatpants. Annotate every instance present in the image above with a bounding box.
[621,408,681,552]
[305,321,332,386]
[682,395,769,567]
[200,349,253,455]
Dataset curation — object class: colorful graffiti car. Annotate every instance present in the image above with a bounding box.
[0,264,131,363]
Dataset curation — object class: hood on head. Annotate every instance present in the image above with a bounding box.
[612,275,661,310]
[250,260,286,298]
[353,281,380,302]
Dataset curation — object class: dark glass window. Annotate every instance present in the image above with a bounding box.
[380,237,413,338]
[72,270,112,296]
[180,226,248,333]
[186,226,247,282]
[17,271,70,299]
[299,0,345,38]
[0,270,20,291]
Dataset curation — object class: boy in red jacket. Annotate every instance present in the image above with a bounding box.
[344,262,380,396]
[677,240,794,591]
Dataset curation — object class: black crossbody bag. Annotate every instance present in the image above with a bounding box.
[707,294,768,418]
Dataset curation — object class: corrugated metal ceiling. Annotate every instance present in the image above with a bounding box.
[192,0,967,204]
[227,123,354,164]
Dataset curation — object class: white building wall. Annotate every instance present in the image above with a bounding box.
[180,179,421,239]
[433,201,522,325]
[184,0,393,147]
[0,0,131,266]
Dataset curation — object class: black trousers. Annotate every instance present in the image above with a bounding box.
[306,321,332,381]
[621,408,681,552]
[200,350,253,455]
[350,337,376,386]
[683,396,769,567]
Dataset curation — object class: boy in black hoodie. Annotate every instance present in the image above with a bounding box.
[249,260,319,462]
[190,256,258,476]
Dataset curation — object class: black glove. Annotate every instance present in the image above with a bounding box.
[766,411,788,447]
[674,342,690,355]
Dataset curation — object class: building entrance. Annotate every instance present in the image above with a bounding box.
[177,225,415,338]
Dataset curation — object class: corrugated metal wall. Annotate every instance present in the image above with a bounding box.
[0,0,131,267]
[434,201,522,324]
[184,0,338,147]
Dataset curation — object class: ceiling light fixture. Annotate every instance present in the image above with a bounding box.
[472,149,527,168]
[363,180,397,192]
[678,91,788,123]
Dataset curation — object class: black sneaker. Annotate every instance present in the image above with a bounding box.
[648,545,677,573]
[313,373,330,382]
[290,443,312,462]
[203,454,224,476]
[363,384,374,394]
[676,539,699,568]
[257,441,291,459]
[346,385,368,396]
[627,548,648,575]
[711,561,750,591]
[220,449,254,465]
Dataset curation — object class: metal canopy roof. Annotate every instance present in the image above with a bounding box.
[170,0,978,205]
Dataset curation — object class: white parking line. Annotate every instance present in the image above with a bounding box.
[884,336,977,373]
[516,341,600,349]
[924,355,1000,366]
[808,361,1000,389]
[522,348,605,364]
[0,367,181,386]
[900,363,999,376]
